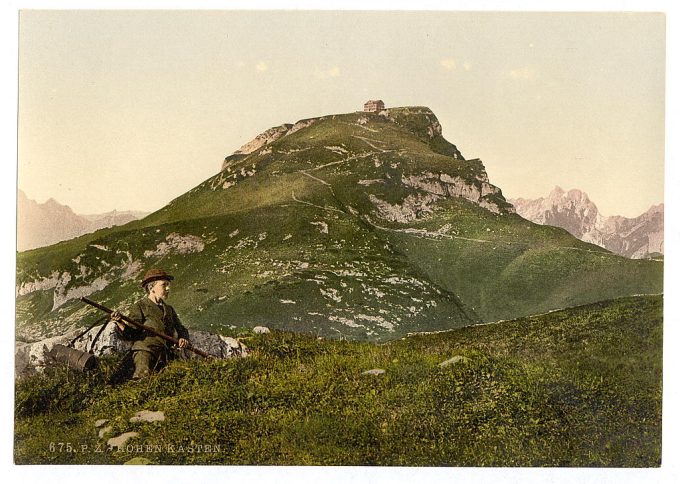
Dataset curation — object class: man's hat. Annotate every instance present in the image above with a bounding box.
[141,268,174,287]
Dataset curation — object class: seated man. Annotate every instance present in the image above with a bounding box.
[111,268,191,380]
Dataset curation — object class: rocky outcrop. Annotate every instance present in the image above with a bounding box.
[16,271,61,298]
[221,119,318,171]
[369,167,513,222]
[510,187,663,259]
[143,233,205,258]
[17,270,110,310]
[401,170,512,215]
[233,124,294,156]
[369,193,442,223]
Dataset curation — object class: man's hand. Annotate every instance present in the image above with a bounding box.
[110,310,127,331]
[178,338,190,349]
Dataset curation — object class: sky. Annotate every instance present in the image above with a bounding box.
[17,10,665,217]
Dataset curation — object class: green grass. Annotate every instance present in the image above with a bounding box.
[14,295,662,466]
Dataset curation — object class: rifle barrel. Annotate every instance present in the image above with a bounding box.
[80,297,214,359]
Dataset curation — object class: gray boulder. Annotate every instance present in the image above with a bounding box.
[130,410,165,423]
[180,330,249,359]
[107,432,138,450]
[438,355,471,367]
[362,369,386,376]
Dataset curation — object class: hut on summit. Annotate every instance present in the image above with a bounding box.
[363,100,385,112]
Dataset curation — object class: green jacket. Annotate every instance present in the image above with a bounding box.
[123,298,190,353]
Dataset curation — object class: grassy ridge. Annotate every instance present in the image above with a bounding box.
[15,295,662,466]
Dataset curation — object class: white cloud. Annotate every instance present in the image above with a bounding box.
[313,66,341,79]
[439,58,456,70]
[255,61,268,72]
[508,67,537,80]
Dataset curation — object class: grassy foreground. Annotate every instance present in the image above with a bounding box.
[14,295,662,466]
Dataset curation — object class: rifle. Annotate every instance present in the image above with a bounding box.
[80,297,215,359]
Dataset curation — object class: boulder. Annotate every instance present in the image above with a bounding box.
[94,419,109,428]
[438,355,470,367]
[253,326,271,334]
[107,432,138,450]
[362,369,386,376]
[130,410,165,423]
[183,330,249,359]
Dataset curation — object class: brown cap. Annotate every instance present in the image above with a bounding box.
[141,268,174,287]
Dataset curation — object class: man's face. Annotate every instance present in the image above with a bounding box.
[150,280,170,301]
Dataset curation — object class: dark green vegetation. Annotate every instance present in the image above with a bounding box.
[16,107,663,342]
[14,295,662,466]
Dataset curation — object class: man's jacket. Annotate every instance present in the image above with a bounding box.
[119,298,190,353]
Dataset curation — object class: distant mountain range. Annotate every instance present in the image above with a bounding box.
[17,190,148,251]
[509,187,663,259]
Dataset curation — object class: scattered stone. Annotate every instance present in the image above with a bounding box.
[107,432,139,449]
[124,457,153,465]
[219,336,242,349]
[362,369,386,376]
[94,419,109,428]
[130,410,165,423]
[253,326,270,334]
[143,232,205,258]
[98,426,113,439]
[439,355,470,367]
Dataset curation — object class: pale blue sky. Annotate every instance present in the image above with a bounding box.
[19,10,665,217]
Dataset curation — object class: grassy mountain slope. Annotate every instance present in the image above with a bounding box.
[16,107,662,341]
[15,295,662,466]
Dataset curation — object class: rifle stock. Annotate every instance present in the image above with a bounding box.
[80,297,214,359]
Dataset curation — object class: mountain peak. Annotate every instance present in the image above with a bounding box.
[550,186,565,196]
[547,186,589,201]
[510,188,664,259]
[223,106,465,173]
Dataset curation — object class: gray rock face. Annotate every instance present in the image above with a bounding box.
[510,187,664,259]
[221,118,318,171]
[15,323,249,378]
[369,166,513,223]
[182,331,249,359]
[369,193,442,223]
[233,124,294,156]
